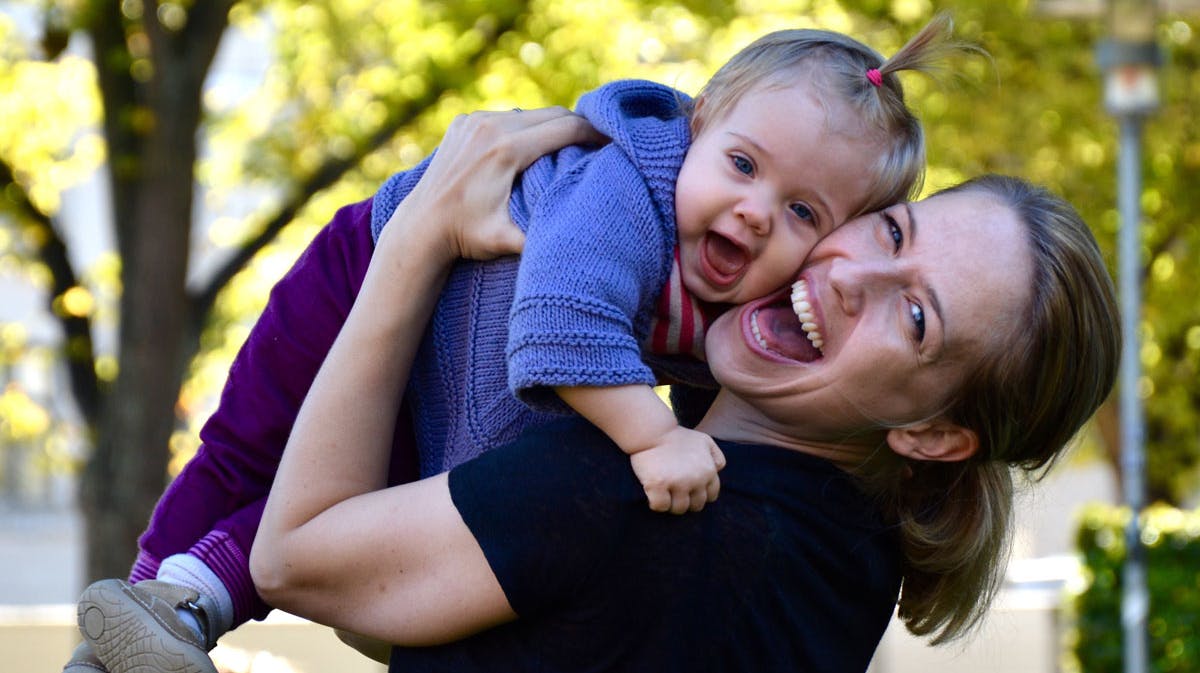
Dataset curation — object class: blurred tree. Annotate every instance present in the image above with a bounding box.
[0,0,745,581]
[0,0,1196,584]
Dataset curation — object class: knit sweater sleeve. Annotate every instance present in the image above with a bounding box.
[507,145,674,409]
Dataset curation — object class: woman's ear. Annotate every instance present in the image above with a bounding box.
[886,417,979,463]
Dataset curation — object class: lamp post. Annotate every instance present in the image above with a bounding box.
[1034,1,1170,672]
[1097,4,1160,673]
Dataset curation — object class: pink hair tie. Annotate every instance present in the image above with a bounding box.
[866,68,883,88]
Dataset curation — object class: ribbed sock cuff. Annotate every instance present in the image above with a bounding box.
[185,530,262,627]
[128,551,161,584]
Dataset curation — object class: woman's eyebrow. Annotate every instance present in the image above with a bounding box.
[903,201,945,343]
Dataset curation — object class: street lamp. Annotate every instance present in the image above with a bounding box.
[1097,5,1159,673]
[1035,2,1165,673]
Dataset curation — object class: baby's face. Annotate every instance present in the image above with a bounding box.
[674,79,879,305]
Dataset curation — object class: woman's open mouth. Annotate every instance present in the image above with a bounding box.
[745,279,825,363]
[699,231,750,288]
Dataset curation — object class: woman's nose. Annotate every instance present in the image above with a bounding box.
[828,256,900,315]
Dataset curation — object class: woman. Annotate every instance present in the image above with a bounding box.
[250,109,1119,672]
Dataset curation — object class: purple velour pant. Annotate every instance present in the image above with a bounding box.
[129,197,419,625]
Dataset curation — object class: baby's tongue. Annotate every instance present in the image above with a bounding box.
[704,233,747,278]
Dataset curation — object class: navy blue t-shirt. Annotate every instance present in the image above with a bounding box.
[389,419,902,673]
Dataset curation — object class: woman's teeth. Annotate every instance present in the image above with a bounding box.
[790,279,824,351]
[750,312,768,350]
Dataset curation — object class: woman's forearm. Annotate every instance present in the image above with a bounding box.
[251,202,449,607]
[250,208,516,644]
[251,107,604,643]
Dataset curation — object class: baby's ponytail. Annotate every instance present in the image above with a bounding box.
[848,12,972,215]
[876,13,961,83]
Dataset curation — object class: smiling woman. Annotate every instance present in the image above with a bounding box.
[249,109,1119,671]
[706,175,1121,641]
[715,185,1036,442]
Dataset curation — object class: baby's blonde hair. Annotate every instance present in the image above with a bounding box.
[690,14,961,217]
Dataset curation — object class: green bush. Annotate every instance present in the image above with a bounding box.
[1068,504,1200,673]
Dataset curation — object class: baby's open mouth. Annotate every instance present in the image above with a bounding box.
[701,231,749,285]
[749,279,824,362]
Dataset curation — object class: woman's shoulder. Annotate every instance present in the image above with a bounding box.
[718,438,897,534]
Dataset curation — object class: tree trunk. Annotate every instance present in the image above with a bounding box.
[79,0,231,581]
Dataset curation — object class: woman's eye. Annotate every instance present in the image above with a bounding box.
[731,155,753,176]
[790,203,815,224]
[909,302,926,342]
[885,212,903,252]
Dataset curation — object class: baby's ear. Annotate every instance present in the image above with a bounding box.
[886,417,978,463]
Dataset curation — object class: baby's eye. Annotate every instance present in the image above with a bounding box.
[731,155,753,176]
[790,203,815,224]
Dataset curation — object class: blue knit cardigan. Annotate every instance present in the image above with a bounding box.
[371,80,710,476]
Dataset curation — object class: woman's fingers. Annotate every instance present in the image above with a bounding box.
[380,106,605,260]
[441,107,605,175]
[504,111,608,170]
[392,107,605,262]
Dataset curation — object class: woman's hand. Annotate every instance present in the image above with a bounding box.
[255,106,604,645]
[379,107,607,264]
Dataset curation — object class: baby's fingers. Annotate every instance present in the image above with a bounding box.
[710,444,727,471]
[705,473,721,504]
[669,487,694,516]
[687,484,711,513]
[644,485,671,513]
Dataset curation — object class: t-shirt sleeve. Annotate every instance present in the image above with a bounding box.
[446,420,640,616]
[506,146,673,410]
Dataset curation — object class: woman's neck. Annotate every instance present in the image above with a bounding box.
[694,390,876,472]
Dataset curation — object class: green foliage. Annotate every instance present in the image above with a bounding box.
[1068,504,1200,673]
[3,0,1200,508]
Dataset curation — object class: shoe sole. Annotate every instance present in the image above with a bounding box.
[77,580,217,673]
[63,642,109,673]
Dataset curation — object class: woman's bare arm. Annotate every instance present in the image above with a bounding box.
[250,108,605,645]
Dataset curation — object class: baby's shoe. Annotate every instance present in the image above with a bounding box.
[62,641,107,673]
[77,579,218,673]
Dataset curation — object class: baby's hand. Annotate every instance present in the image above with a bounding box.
[628,426,725,515]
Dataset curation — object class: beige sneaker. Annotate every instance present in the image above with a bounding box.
[63,642,107,673]
[77,579,217,673]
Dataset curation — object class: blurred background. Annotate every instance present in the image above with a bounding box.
[0,0,1196,671]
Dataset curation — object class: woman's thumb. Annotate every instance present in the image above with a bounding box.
[493,224,525,256]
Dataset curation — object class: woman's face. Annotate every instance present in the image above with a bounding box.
[704,189,1034,443]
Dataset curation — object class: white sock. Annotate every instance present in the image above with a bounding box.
[155,554,235,644]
